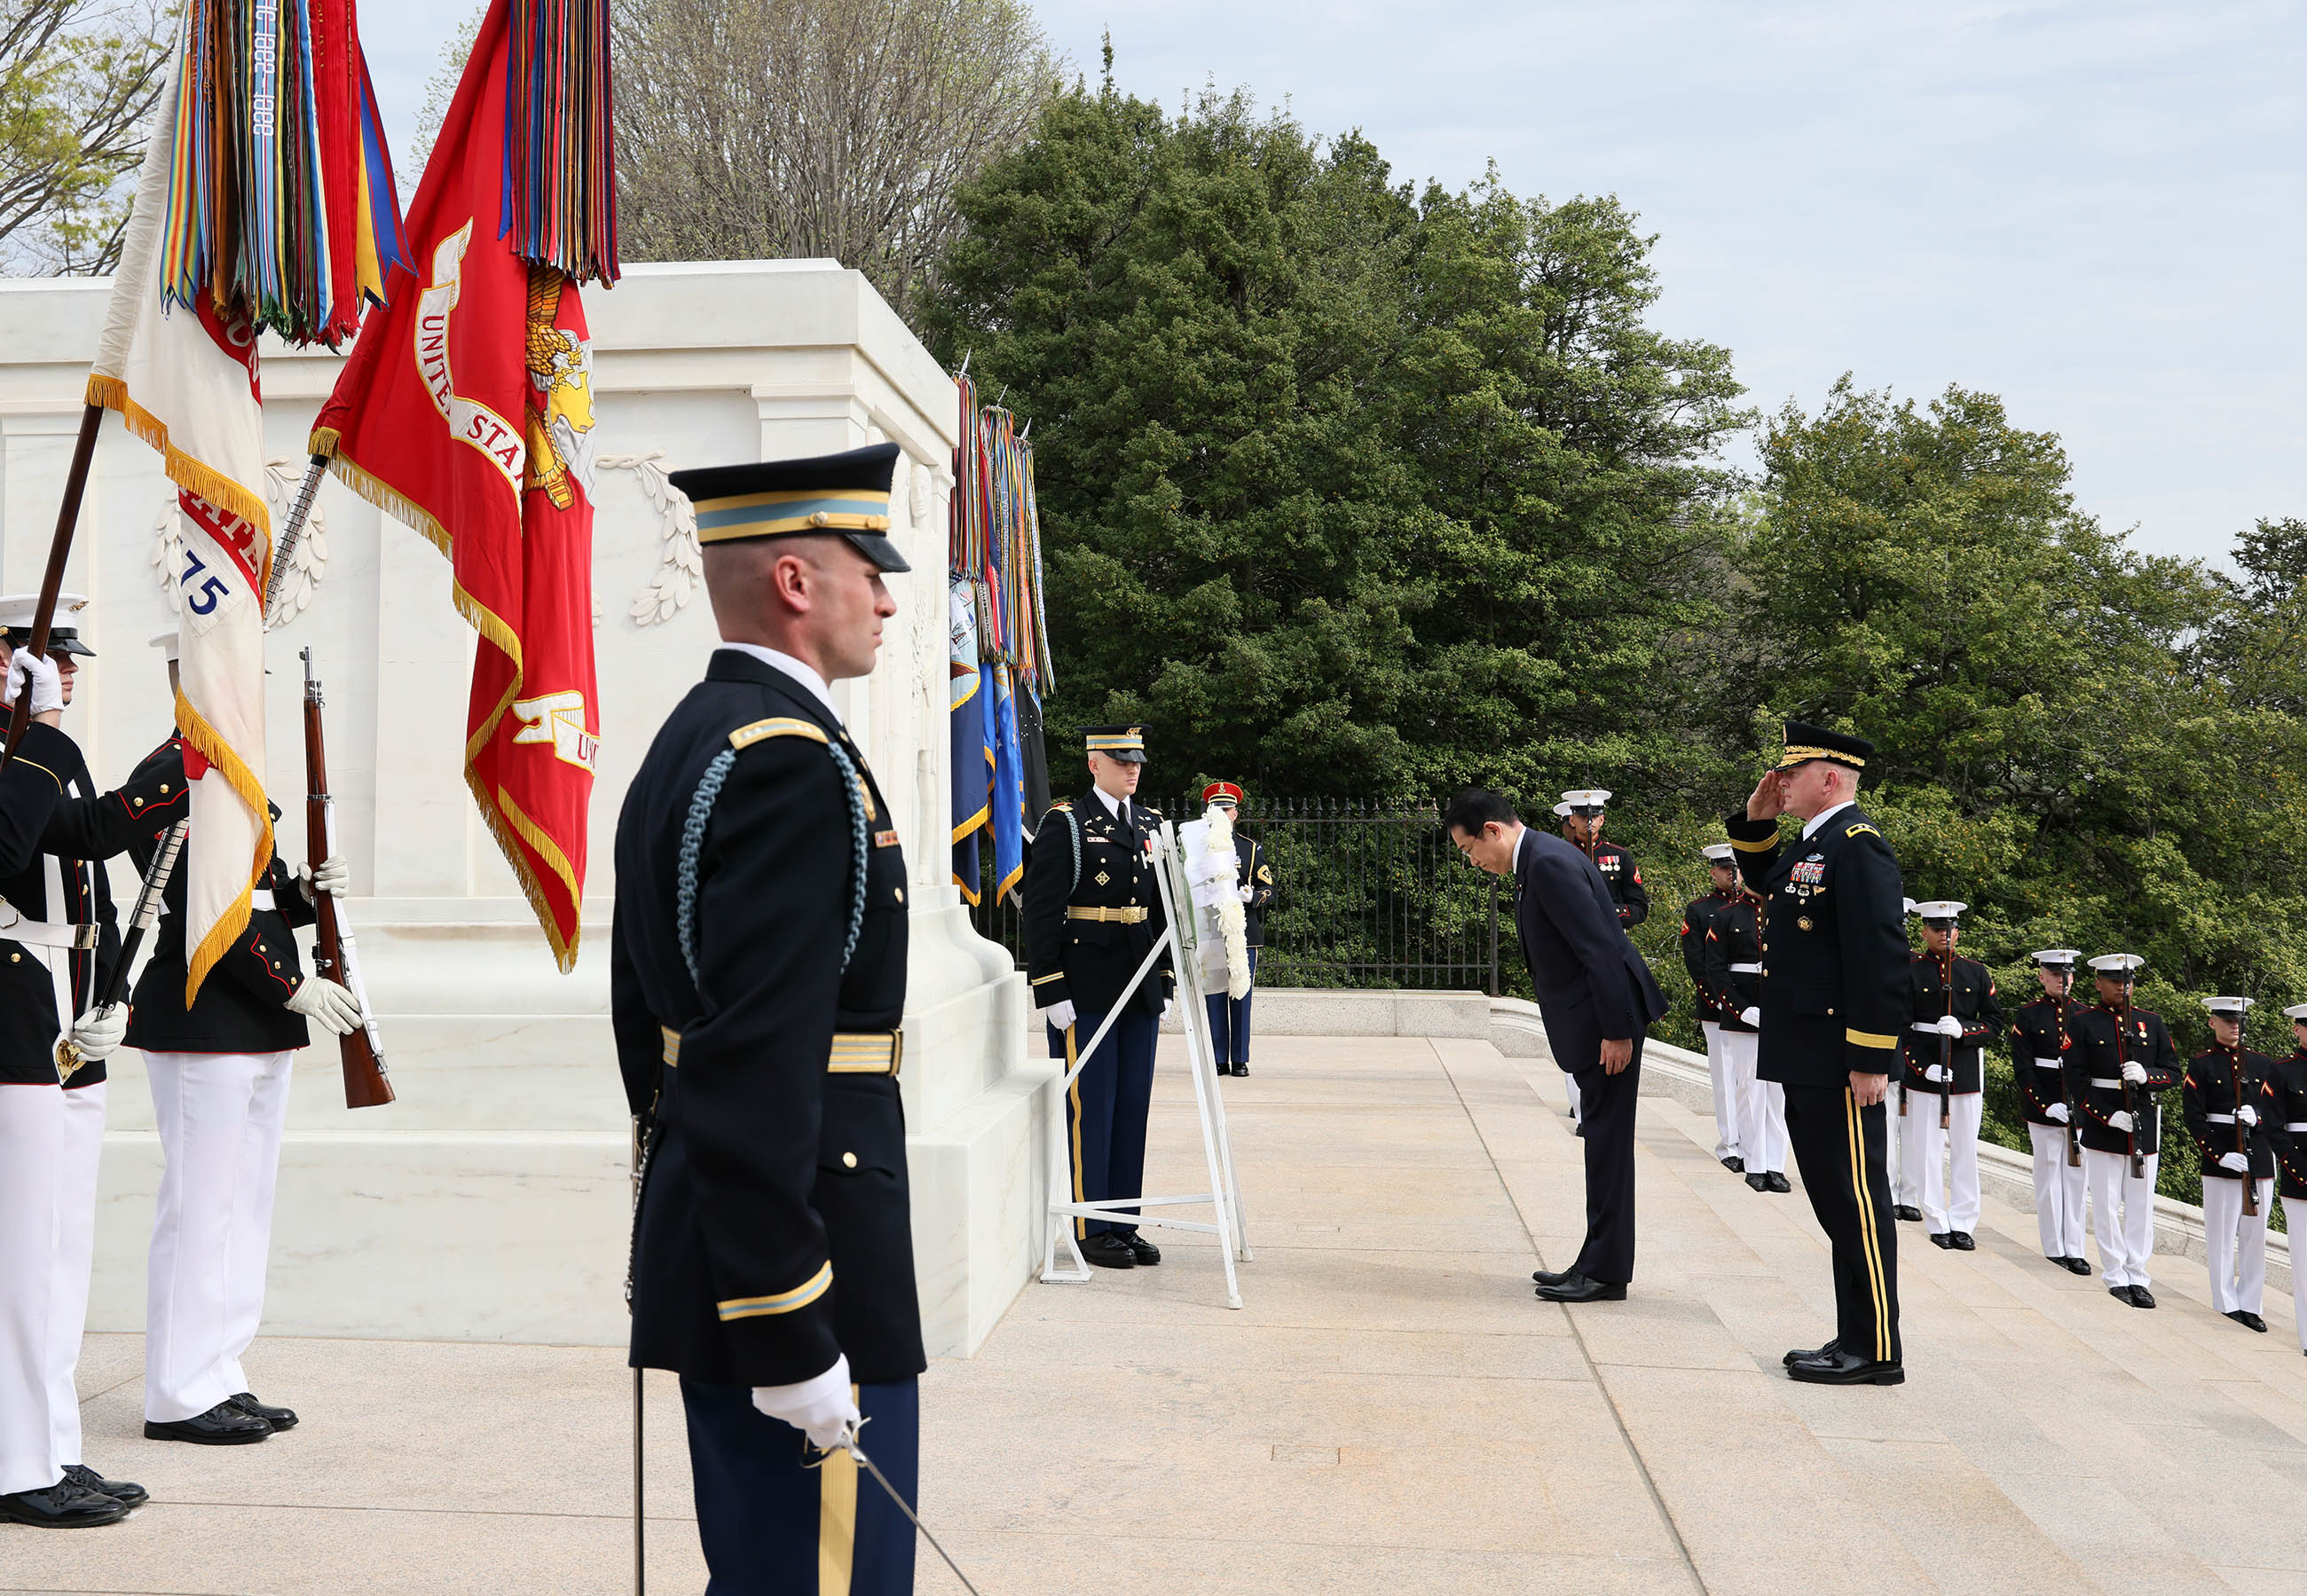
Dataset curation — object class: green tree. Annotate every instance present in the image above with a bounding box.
[0,0,167,274]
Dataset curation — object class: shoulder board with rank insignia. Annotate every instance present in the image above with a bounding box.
[1845,822,1880,839]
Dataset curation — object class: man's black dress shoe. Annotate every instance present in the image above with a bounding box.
[1229,1061,1248,1077]
[2064,1256,2093,1276]
[1535,1272,1626,1303]
[1766,1172,1792,1194]
[1746,1173,1769,1192]
[2226,1309,2269,1333]
[1928,1231,1954,1250]
[2130,1285,2156,1309]
[230,1392,298,1431]
[1894,1205,1923,1223]
[145,1400,271,1444]
[1783,1339,1839,1367]
[1788,1349,1903,1386]
[0,1477,129,1527]
[1533,1268,1572,1286]
[1948,1231,1975,1251]
[1118,1231,1161,1265]
[61,1464,145,1510]
[1078,1234,1136,1269]
[1721,1155,1745,1173]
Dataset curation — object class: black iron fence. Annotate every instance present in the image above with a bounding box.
[964,797,1521,995]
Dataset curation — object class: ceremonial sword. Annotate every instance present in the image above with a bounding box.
[834,1423,984,1596]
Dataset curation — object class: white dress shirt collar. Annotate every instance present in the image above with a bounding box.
[720,641,840,725]
[1801,799,1854,841]
[1093,786,1127,822]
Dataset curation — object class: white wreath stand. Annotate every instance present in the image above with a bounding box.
[1039,822,1253,1308]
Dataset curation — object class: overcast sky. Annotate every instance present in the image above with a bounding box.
[371,1,2304,564]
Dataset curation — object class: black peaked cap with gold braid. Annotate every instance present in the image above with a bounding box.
[669,442,911,573]
[1776,719,1874,773]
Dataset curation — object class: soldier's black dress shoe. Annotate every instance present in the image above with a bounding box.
[2226,1309,2269,1333]
[1783,1339,1839,1367]
[1229,1061,1248,1077]
[1948,1231,1975,1251]
[146,1400,272,1444]
[1894,1205,1923,1223]
[0,1477,129,1527]
[1721,1155,1745,1173]
[2063,1256,2093,1275]
[1746,1173,1769,1192]
[1118,1231,1161,1265]
[2130,1285,2156,1309]
[1788,1349,1903,1386]
[62,1463,145,1510]
[1535,1272,1626,1303]
[230,1392,298,1430]
[1929,1231,1955,1250]
[1077,1234,1136,1269]
[1532,1268,1572,1286]
[1766,1172,1792,1194]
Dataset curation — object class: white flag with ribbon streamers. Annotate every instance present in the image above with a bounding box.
[87,59,275,1005]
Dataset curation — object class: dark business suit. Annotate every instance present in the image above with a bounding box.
[1514,829,1667,1285]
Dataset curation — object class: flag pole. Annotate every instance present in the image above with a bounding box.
[1,401,106,765]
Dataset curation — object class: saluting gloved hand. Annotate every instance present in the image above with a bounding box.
[1040,998,1077,1032]
[3,648,62,716]
[2219,1152,2252,1174]
[297,855,350,902]
[286,976,362,1036]
[2238,1104,2259,1128]
[1922,1064,1948,1084]
[1738,1007,1761,1028]
[63,1005,126,1064]
[2106,1110,2135,1134]
[752,1353,858,1451]
[2044,1102,2070,1124]
[1933,1014,1964,1038]
[2121,1059,2147,1085]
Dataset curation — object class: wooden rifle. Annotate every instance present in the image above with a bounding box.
[303,648,393,1108]
[54,817,187,1083]
[2057,983,2081,1168]
[2114,992,2143,1180]
[2234,1004,2259,1218]
[1938,946,1955,1130]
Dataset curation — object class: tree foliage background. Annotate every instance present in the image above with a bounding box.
[0,0,167,273]
[930,66,2307,1203]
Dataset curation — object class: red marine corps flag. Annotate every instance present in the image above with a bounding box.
[312,0,618,968]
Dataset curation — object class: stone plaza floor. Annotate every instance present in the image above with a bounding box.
[15,1032,2307,1593]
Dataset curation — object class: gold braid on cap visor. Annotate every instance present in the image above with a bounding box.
[1777,744,1865,768]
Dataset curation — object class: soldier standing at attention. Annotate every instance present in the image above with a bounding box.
[2183,996,2274,1333]
[2010,949,2091,1274]
[2264,1003,2307,1355]
[2063,954,2181,1309]
[1701,865,1788,1194]
[1199,781,1272,1078]
[1726,721,1910,1386]
[1901,902,2004,1252]
[1556,790,1648,929]
[615,444,925,1591]
[1682,844,1743,1171]
[1025,727,1174,1269]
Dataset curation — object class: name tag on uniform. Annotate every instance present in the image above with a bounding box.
[874,829,900,848]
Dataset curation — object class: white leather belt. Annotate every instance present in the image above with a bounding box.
[250,889,277,911]
[2090,1077,2120,1089]
[0,907,98,951]
[1728,963,1761,974]
[2033,1057,2063,1069]
[2206,1113,2235,1124]
[2287,1122,2307,1133]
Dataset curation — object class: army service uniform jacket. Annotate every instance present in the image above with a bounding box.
[1901,952,2004,1096]
[611,651,924,1389]
[1231,833,1275,948]
[1698,892,1764,1034]
[2264,1049,2307,1200]
[2182,1046,2275,1183]
[2009,996,2080,1127]
[1723,805,1909,1089]
[0,722,123,1086]
[1588,840,1648,929]
[2061,1004,2181,1158]
[115,737,319,1056]
[1023,791,1174,1018]
[1680,888,1734,1022]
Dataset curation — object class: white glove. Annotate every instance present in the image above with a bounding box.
[1041,998,1077,1032]
[2238,1104,2258,1128]
[2106,1110,2135,1134]
[3,649,62,715]
[63,1005,127,1063]
[2044,1102,2070,1124]
[1161,997,1175,1022]
[752,1354,857,1451]
[286,976,362,1036]
[2121,1059,2147,1085]
[1934,1014,1964,1038]
[2219,1152,2251,1174]
[1923,1064,1948,1084]
[1739,1007,1761,1027]
[298,855,350,901]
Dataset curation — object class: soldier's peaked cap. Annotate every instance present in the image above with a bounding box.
[0,592,95,656]
[1914,900,1966,924]
[1558,789,1611,813]
[2031,948,2083,968]
[1083,724,1146,763]
[2090,953,2146,978]
[2284,1002,2307,1022]
[1201,782,1242,806]
[2202,995,2254,1016]
[1776,719,1872,772]
[1701,842,1736,862]
[669,443,910,573]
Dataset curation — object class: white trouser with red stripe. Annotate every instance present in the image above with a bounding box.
[144,1050,295,1423]
[2201,1175,2272,1316]
[2026,1121,2089,1260]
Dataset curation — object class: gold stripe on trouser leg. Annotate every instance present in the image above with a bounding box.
[1066,1024,1088,1241]
[1844,1089,1891,1361]
[816,1383,860,1595]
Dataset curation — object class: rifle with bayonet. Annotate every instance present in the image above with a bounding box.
[2115,993,2144,1181]
[2236,1002,2259,1218]
[1938,947,1955,1130]
[2058,983,2081,1169]
[55,817,187,1083]
[303,648,392,1108]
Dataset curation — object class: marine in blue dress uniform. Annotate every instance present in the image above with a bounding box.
[1199,781,1272,1077]
[615,444,924,1594]
[1023,725,1174,1270]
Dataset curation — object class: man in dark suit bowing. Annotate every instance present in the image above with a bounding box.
[1445,790,1666,1303]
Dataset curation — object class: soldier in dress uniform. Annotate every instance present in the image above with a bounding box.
[1198,782,1272,1078]
[2063,953,2181,1309]
[2010,949,2091,1274]
[615,443,925,1592]
[1555,790,1648,928]
[1726,720,1910,1385]
[1024,726,1175,1269]
[2265,1003,2307,1355]
[1700,864,1789,1193]
[2183,996,2275,1333]
[0,605,144,1528]
[1900,902,2004,1252]
[1682,844,1744,1171]
[121,631,360,1446]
